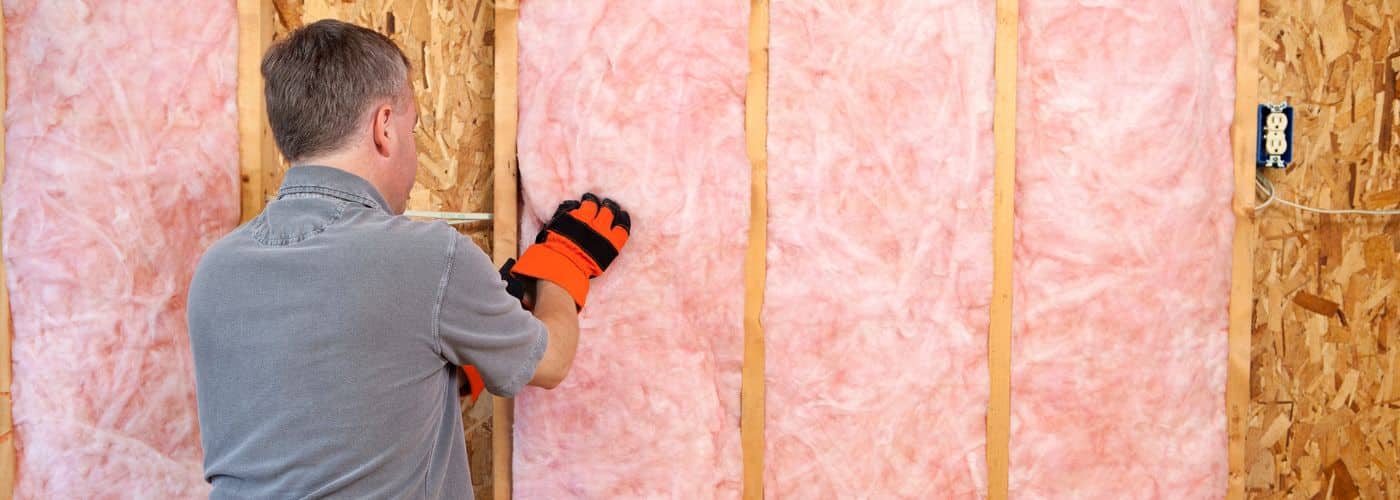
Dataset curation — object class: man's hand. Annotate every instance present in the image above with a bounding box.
[510,193,631,309]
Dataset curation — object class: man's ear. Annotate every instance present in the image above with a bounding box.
[371,104,393,158]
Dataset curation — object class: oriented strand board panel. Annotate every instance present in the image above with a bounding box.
[1010,0,1238,497]
[763,1,995,496]
[263,2,498,497]
[1,0,239,496]
[1248,0,1400,497]
[510,0,751,497]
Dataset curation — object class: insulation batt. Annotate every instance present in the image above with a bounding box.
[1011,0,1237,497]
[511,0,750,497]
[765,1,995,497]
[2,0,238,497]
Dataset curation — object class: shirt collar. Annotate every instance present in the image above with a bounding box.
[276,165,394,215]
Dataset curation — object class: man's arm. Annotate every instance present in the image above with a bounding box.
[509,193,630,389]
[527,281,578,389]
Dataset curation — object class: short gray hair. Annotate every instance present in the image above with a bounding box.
[261,19,411,162]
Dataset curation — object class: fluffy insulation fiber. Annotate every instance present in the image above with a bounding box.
[1010,0,1237,497]
[511,0,751,497]
[765,0,995,497]
[2,0,239,497]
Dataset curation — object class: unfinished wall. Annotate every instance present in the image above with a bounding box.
[2,0,239,496]
[1011,1,1238,496]
[1248,0,1400,497]
[229,0,1400,496]
[255,1,498,497]
[763,1,994,496]
[510,0,751,496]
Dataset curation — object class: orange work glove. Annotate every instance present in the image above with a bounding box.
[459,365,485,404]
[510,193,631,309]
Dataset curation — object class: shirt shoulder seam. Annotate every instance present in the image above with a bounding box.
[430,230,458,359]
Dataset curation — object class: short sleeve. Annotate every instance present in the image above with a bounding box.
[435,234,548,397]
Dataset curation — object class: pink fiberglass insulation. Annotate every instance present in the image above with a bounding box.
[2,0,238,497]
[1011,0,1236,497]
[511,0,750,497]
[765,1,996,497]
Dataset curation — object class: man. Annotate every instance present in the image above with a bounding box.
[187,20,629,498]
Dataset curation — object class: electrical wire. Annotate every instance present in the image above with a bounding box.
[1255,171,1400,216]
[402,210,493,225]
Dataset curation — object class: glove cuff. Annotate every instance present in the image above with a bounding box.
[461,365,485,403]
[511,243,592,309]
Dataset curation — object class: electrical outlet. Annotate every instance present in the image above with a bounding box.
[1257,102,1293,168]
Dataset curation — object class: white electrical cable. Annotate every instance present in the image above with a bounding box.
[1255,171,1400,216]
[403,210,494,224]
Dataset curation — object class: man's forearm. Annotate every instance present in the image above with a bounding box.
[528,280,579,389]
[514,193,627,389]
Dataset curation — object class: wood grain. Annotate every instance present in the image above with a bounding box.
[0,6,16,496]
[490,1,518,499]
[741,1,769,498]
[987,0,1018,497]
[1249,0,1400,497]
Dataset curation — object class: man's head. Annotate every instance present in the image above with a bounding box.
[261,19,418,213]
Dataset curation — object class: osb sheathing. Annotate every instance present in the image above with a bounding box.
[1250,0,1400,498]
[267,2,498,498]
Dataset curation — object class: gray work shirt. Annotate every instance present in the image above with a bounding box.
[187,165,547,499]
